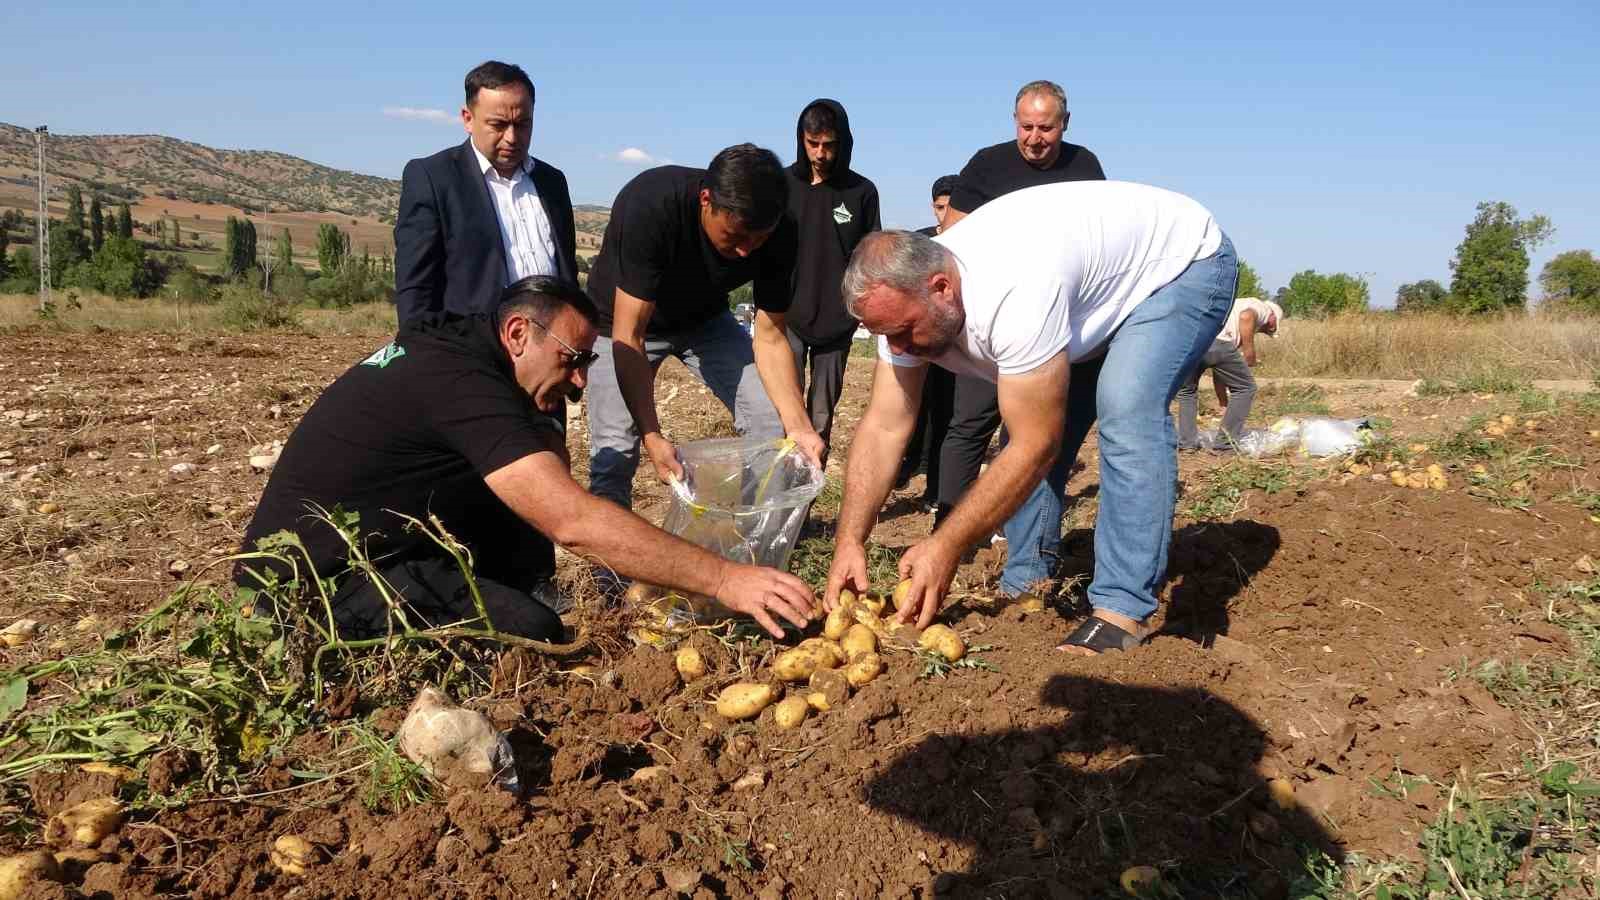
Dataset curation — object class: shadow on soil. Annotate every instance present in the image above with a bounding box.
[1053,519,1281,640]
[866,674,1341,899]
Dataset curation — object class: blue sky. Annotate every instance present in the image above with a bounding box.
[3,1,1596,307]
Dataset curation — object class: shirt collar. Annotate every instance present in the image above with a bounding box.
[470,143,533,181]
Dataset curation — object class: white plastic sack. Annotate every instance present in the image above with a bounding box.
[1197,417,1377,458]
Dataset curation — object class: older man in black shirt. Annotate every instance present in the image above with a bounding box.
[238,277,815,640]
[585,144,821,510]
[935,80,1105,526]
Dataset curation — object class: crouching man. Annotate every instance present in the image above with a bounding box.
[237,276,814,639]
[823,182,1236,654]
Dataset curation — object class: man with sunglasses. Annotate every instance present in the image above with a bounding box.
[237,277,816,641]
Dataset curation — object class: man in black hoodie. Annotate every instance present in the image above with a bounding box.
[783,99,882,450]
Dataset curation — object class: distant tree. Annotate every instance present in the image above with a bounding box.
[1277,270,1369,319]
[156,219,167,246]
[316,223,349,274]
[66,185,86,236]
[171,218,182,248]
[1539,250,1600,312]
[242,219,257,273]
[115,203,133,239]
[1233,259,1264,300]
[1448,201,1554,314]
[0,226,9,281]
[8,247,37,291]
[47,219,89,287]
[1395,279,1448,313]
[274,227,293,271]
[89,235,158,298]
[89,197,105,253]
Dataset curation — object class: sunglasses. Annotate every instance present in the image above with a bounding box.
[527,317,599,370]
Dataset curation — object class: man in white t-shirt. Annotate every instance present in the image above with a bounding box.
[822,181,1237,654]
[1176,297,1283,449]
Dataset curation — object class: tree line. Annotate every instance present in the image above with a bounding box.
[0,186,395,310]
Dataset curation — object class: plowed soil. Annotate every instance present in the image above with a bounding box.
[2,328,1598,898]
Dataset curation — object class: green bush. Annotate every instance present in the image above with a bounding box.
[218,284,300,331]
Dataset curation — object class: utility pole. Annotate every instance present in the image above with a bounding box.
[33,126,50,313]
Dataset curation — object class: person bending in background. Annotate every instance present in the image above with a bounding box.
[1175,297,1283,450]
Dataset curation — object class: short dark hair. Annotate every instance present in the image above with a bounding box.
[465,60,536,108]
[799,103,839,137]
[704,144,788,232]
[496,276,598,331]
[931,175,960,200]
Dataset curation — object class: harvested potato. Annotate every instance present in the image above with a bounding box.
[773,695,809,729]
[772,647,828,682]
[44,797,123,848]
[891,579,913,612]
[77,762,136,781]
[805,692,829,711]
[918,624,966,662]
[1405,472,1428,490]
[1119,865,1163,897]
[1017,594,1046,614]
[822,600,854,641]
[1266,778,1295,811]
[270,834,317,876]
[797,638,844,668]
[841,624,878,659]
[0,619,39,649]
[1247,810,1281,843]
[844,652,883,688]
[623,581,665,605]
[808,668,850,709]
[1388,470,1408,487]
[0,851,62,898]
[715,682,777,720]
[859,592,886,616]
[675,647,707,682]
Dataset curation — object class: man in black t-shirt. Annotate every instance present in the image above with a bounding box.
[237,277,815,640]
[935,80,1105,526]
[586,144,821,510]
[782,99,881,451]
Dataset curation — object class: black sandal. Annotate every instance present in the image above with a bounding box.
[1058,615,1148,654]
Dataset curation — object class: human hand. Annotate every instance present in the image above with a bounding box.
[792,428,827,468]
[642,432,684,483]
[894,536,961,629]
[1243,349,1258,367]
[715,564,815,638]
[823,541,870,612]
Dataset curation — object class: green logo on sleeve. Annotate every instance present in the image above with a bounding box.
[360,341,407,368]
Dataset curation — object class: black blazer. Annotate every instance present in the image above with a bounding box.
[393,140,579,322]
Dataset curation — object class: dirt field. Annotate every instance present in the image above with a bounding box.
[2,327,1598,898]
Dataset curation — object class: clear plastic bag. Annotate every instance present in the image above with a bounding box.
[1197,417,1378,458]
[656,436,824,624]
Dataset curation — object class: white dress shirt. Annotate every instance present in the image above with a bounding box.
[471,144,559,284]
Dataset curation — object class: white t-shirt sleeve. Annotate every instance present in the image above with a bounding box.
[988,279,1072,376]
[876,335,926,368]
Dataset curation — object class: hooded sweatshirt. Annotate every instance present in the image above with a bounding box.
[785,99,882,345]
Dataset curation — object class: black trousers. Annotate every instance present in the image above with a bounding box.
[900,364,956,503]
[331,556,564,641]
[785,329,856,445]
[935,373,1007,518]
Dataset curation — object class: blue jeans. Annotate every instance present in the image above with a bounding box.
[586,310,783,509]
[1000,234,1237,621]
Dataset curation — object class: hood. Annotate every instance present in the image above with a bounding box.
[789,98,854,184]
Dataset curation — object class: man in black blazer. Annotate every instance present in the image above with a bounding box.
[394,60,579,322]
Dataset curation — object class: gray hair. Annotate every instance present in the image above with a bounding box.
[1014,80,1068,118]
[841,230,955,318]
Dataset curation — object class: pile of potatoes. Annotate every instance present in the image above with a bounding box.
[680,582,968,730]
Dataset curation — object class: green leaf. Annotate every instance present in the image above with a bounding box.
[0,676,29,721]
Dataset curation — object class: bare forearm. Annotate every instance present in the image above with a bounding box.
[753,336,812,435]
[835,422,905,547]
[936,440,1054,553]
[613,339,662,437]
[561,495,733,596]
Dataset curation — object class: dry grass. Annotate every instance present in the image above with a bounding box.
[0,292,396,335]
[1260,311,1600,382]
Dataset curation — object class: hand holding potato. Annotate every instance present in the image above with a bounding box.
[715,564,815,638]
[894,537,961,629]
[823,541,870,612]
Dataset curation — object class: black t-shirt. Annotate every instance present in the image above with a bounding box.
[237,314,563,590]
[949,140,1106,214]
[587,165,797,338]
